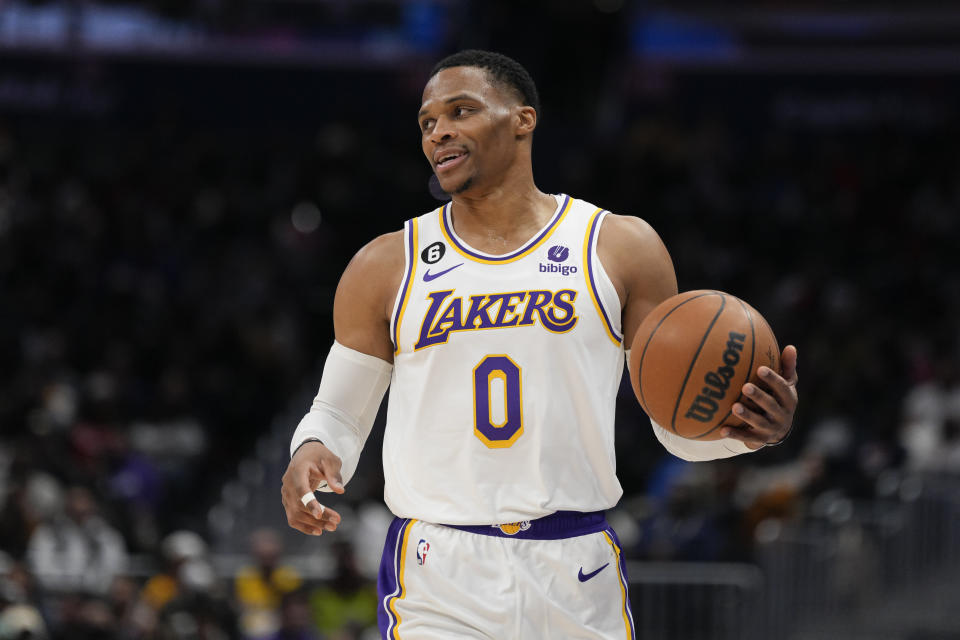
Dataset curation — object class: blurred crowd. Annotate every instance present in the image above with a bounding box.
[2,51,959,638]
[0,514,378,639]
[0,117,393,637]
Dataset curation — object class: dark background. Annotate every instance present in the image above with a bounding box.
[1,1,959,638]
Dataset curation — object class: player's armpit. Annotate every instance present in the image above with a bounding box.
[595,214,679,347]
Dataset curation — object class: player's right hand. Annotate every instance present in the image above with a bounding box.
[280,441,344,536]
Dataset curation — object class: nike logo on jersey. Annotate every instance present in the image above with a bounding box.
[423,263,463,282]
[578,563,609,582]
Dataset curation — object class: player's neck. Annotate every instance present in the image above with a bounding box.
[448,177,556,255]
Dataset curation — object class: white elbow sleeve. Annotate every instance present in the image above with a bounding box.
[625,349,753,461]
[650,418,754,461]
[290,341,392,489]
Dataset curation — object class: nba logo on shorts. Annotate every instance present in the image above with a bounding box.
[416,539,430,565]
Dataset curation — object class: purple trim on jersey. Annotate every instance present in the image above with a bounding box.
[390,219,415,352]
[605,525,636,637]
[444,510,608,540]
[587,211,623,344]
[442,194,571,262]
[377,517,409,638]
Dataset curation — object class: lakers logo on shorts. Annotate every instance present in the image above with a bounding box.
[493,521,531,535]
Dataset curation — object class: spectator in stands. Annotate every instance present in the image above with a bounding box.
[0,603,47,640]
[900,359,960,471]
[263,590,319,640]
[308,541,376,639]
[26,486,127,596]
[0,554,46,640]
[155,557,240,640]
[233,528,302,638]
[140,530,208,614]
[54,592,118,640]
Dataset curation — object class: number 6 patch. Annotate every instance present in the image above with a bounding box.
[421,241,446,265]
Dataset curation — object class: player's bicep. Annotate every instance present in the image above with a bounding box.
[597,214,678,346]
[333,231,405,362]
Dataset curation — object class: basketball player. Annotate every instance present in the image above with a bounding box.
[280,50,799,639]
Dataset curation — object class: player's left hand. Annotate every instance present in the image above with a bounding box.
[721,345,798,450]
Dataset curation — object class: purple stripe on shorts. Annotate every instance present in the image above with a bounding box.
[377,517,409,639]
[587,211,622,343]
[444,510,608,540]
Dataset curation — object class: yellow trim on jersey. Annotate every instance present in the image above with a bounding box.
[583,209,622,347]
[439,196,573,264]
[388,519,417,639]
[394,218,420,355]
[602,531,633,640]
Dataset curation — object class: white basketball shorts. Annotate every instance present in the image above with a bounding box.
[377,511,635,639]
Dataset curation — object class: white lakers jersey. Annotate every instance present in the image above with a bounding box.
[384,194,625,524]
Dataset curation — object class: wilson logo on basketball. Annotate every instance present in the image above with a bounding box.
[684,331,746,423]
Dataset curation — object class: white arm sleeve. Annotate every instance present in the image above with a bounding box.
[625,349,755,461]
[649,417,754,461]
[290,341,393,490]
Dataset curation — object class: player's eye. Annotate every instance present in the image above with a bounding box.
[420,119,434,132]
[454,106,472,117]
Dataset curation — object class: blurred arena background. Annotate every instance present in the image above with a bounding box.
[1,1,959,638]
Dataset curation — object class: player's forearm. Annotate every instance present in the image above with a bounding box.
[290,341,392,488]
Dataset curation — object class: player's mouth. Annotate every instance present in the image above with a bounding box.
[434,149,469,173]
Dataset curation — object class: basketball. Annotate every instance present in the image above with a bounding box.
[629,290,780,440]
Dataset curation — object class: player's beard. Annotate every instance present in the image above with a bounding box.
[453,176,474,194]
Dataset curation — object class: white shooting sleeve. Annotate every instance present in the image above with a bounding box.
[290,341,393,490]
[625,349,754,461]
[648,418,754,461]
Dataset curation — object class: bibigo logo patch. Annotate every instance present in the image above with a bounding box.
[540,245,577,275]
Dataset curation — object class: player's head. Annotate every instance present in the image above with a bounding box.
[419,50,540,195]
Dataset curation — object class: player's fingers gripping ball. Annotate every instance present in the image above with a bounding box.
[629,290,780,440]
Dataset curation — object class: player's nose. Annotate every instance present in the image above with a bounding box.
[430,116,457,144]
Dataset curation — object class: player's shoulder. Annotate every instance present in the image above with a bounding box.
[583,201,675,290]
[599,212,662,249]
[336,221,412,325]
[346,229,405,280]
[566,195,663,248]
[342,204,436,280]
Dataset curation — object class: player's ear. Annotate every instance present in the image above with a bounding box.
[515,105,537,137]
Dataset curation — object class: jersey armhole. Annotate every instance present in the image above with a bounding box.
[389,217,419,355]
[583,210,624,347]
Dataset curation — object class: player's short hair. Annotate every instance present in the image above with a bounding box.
[430,49,541,117]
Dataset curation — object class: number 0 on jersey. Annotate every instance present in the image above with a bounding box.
[473,355,523,448]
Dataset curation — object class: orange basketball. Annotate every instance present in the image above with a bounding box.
[629,290,780,440]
